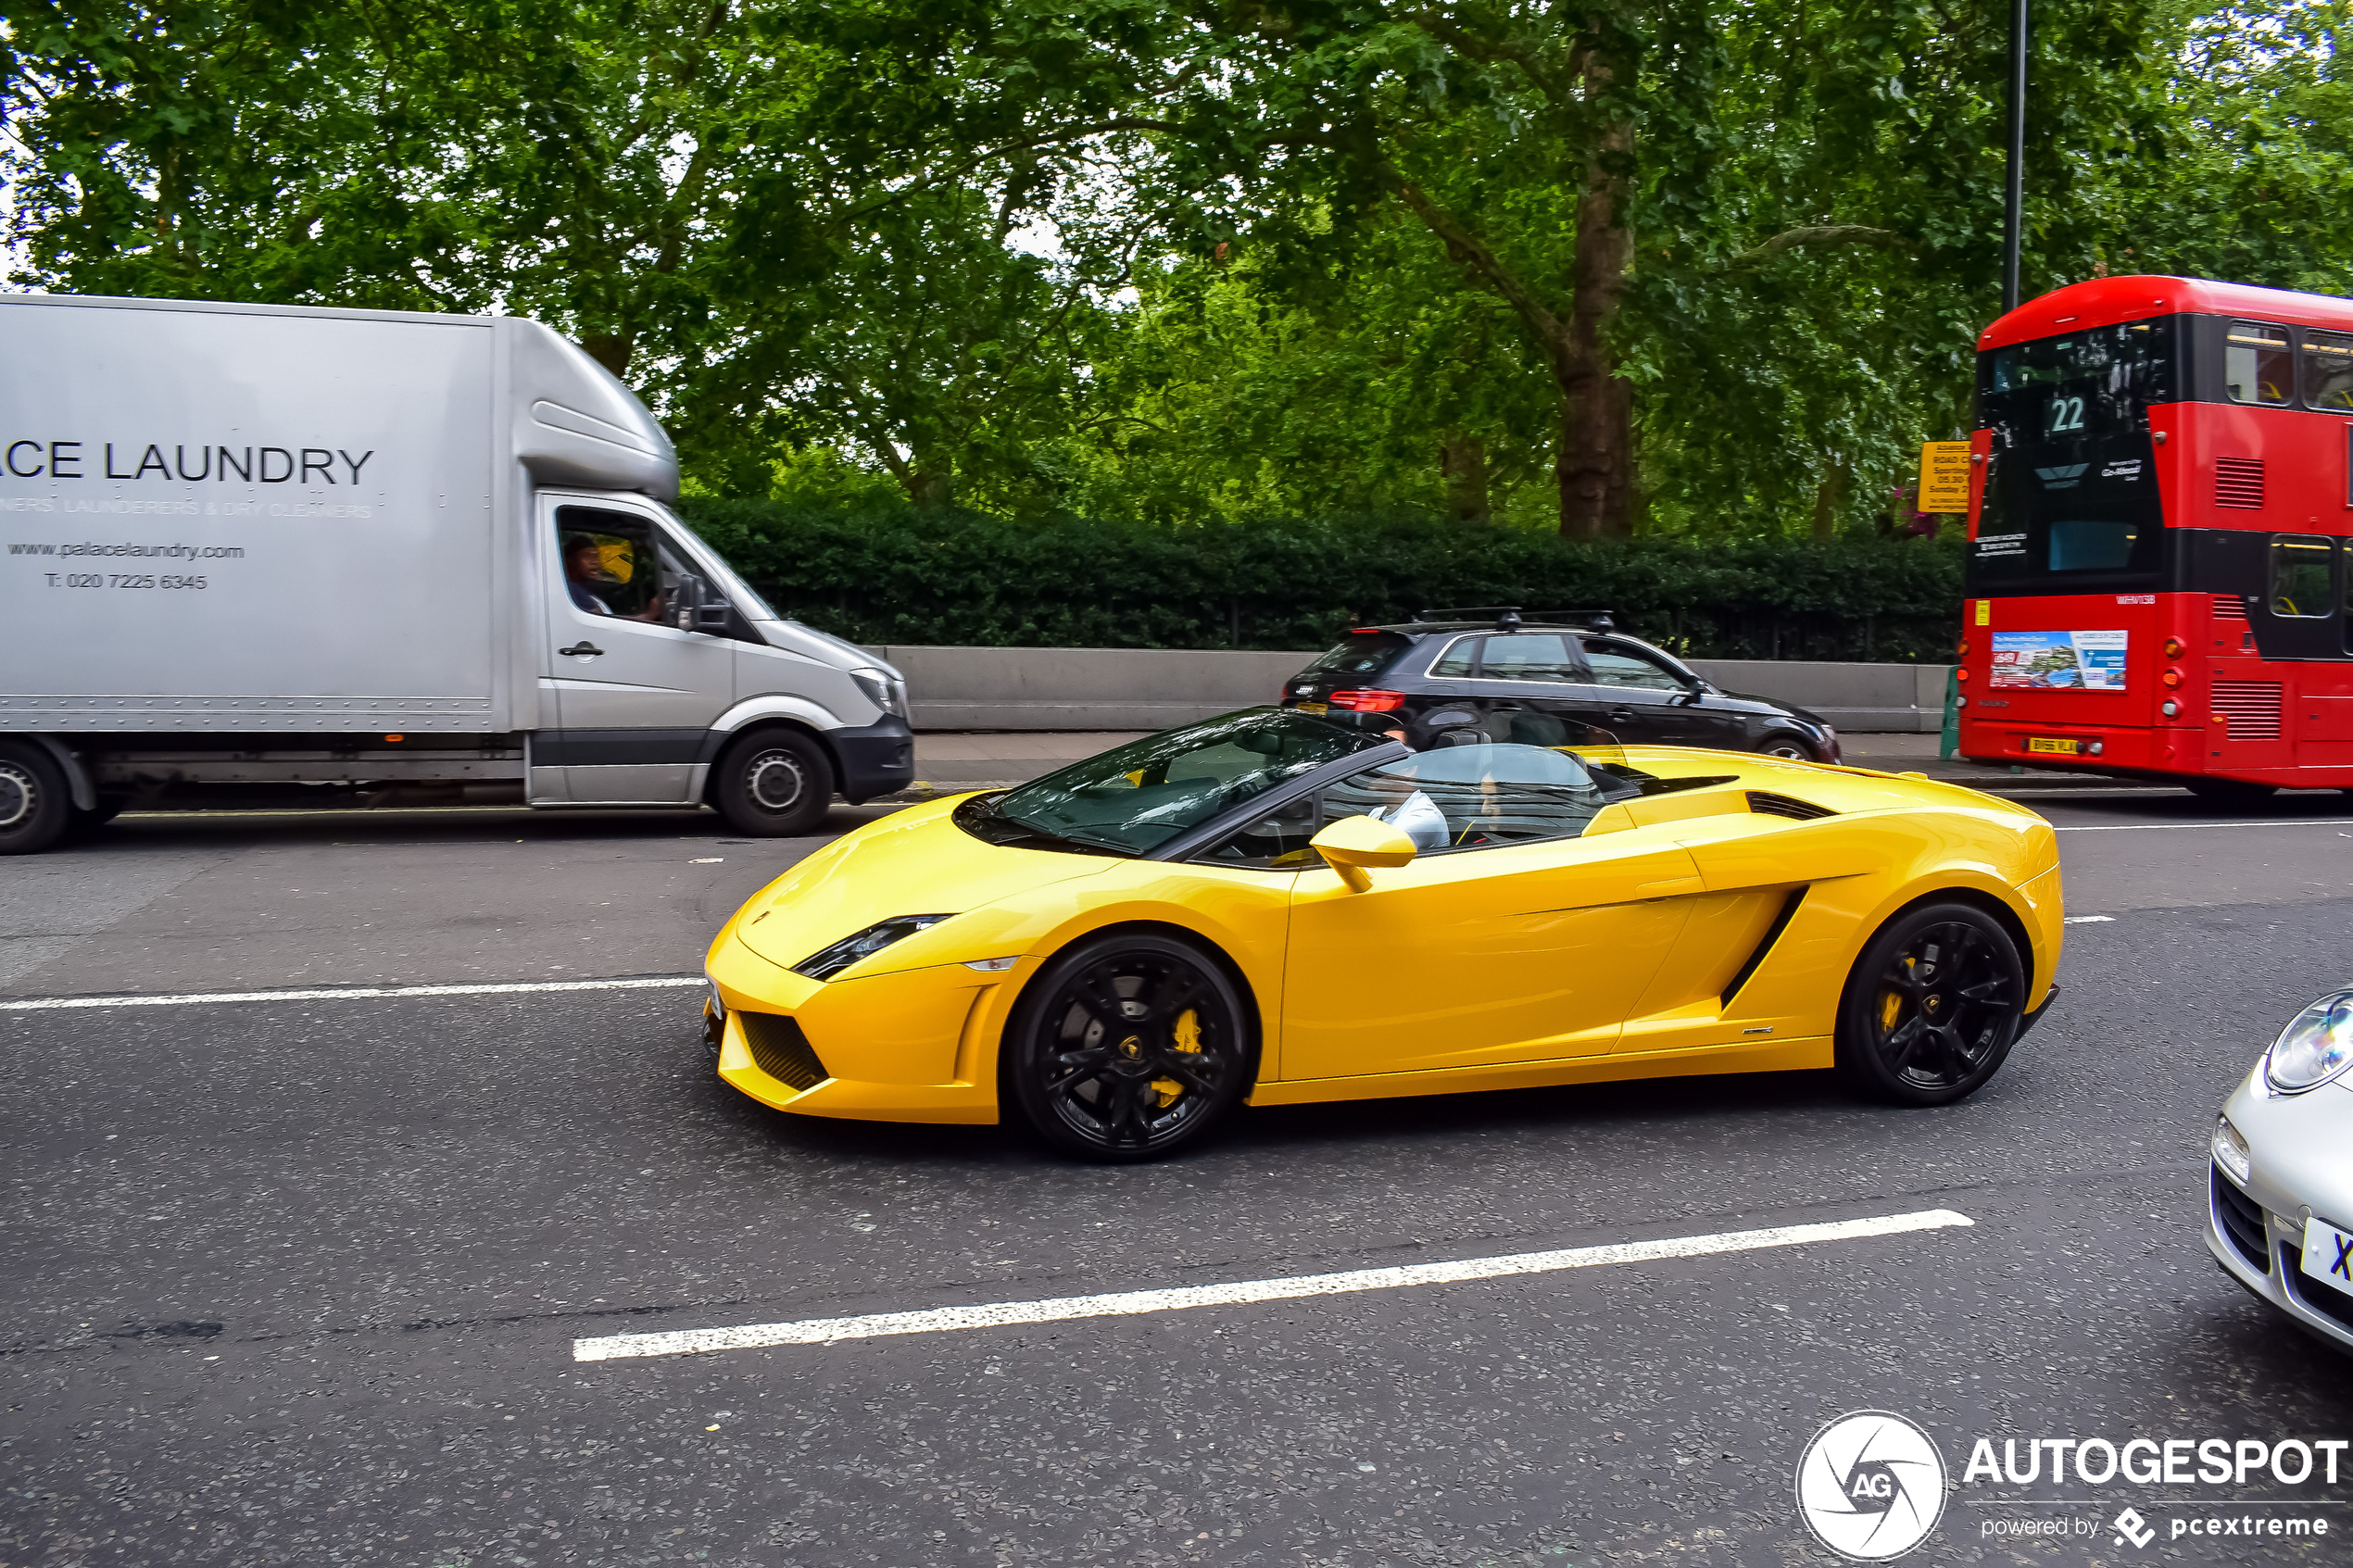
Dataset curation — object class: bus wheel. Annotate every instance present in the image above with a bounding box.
[2186,778,2277,809]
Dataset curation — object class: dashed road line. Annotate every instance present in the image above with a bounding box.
[0,975,702,1012]
[573,1208,1976,1362]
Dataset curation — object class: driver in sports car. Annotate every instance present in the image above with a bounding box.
[1361,725,1451,850]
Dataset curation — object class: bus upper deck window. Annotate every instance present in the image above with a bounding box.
[2303,331,2353,412]
[2225,321,2293,406]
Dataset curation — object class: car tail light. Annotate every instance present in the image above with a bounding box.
[1328,689,1407,712]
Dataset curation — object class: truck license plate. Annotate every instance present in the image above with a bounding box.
[2025,736,2082,755]
[2304,1219,2353,1301]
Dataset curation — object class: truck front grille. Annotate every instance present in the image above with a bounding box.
[738,1010,830,1090]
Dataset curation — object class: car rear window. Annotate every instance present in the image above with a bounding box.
[1305,631,1411,678]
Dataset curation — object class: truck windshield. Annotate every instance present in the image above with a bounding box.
[1969,317,2175,590]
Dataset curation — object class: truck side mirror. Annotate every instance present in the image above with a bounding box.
[693,600,734,633]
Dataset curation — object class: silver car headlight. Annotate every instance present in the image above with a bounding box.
[2263,990,2353,1093]
[2211,1115,2252,1184]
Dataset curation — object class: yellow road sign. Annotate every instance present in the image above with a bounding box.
[1918,441,1974,513]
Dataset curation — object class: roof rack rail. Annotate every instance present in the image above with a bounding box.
[1414,606,1617,633]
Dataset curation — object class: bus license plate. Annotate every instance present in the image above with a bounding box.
[2026,737,2082,755]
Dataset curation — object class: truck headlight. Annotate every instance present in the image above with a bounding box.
[2264,990,2353,1093]
[849,667,907,720]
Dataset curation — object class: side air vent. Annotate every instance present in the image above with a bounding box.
[2212,681,2284,741]
[2215,457,2264,509]
[738,1010,830,1090]
[1722,888,1806,1006]
[2212,596,2248,621]
[1746,791,1835,821]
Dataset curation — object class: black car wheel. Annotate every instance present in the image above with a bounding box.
[1004,933,1252,1161]
[1837,901,2025,1107]
[713,728,836,836]
[0,742,70,856]
[1758,733,1816,761]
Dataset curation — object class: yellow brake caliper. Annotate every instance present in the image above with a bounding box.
[1880,956,1913,1034]
[1153,1009,1202,1107]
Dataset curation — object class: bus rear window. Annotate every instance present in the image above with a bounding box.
[1305,631,1410,678]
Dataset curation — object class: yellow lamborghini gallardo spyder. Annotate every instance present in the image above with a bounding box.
[703,708,2062,1160]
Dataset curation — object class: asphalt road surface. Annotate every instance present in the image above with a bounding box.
[6,784,2353,1567]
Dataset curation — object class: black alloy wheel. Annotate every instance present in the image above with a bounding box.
[713,727,835,836]
[1005,934,1252,1161]
[1837,901,2026,1107]
[0,741,70,856]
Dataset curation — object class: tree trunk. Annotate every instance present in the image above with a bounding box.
[1440,434,1491,521]
[1558,96,1635,541]
[905,463,952,511]
[1812,458,1846,541]
[581,332,635,378]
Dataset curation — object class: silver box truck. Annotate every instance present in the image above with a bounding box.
[0,294,913,853]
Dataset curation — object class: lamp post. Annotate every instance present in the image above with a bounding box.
[2001,0,2029,311]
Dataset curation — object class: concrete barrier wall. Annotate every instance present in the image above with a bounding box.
[872,645,1953,733]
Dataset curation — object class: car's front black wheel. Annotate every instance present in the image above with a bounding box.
[1004,933,1252,1161]
[1837,901,2026,1107]
[712,728,836,836]
[1757,732,1817,761]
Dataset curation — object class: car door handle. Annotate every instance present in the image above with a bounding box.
[1608,708,1637,722]
[559,642,604,658]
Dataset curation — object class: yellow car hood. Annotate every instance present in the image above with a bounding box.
[731,797,1113,976]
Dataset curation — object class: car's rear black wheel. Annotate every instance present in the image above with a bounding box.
[1837,902,2025,1107]
[1004,934,1251,1161]
[713,728,835,836]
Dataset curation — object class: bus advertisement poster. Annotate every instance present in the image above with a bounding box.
[1988,630,2130,691]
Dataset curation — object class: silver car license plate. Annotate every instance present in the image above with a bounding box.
[2302,1218,2353,1299]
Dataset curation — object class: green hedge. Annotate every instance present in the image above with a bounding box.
[679,500,1964,662]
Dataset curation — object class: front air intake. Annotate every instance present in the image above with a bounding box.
[1746,791,1835,821]
[737,1010,830,1090]
[2215,457,2264,509]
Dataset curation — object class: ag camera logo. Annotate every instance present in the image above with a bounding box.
[1795,1410,1948,1560]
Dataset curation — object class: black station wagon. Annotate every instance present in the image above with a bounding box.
[1278,610,1843,762]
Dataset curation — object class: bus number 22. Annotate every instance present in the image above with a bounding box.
[2045,395,2086,434]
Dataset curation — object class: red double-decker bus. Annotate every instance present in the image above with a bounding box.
[1957,276,2353,800]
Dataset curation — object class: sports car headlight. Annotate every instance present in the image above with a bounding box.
[793,914,954,981]
[2211,1115,2251,1185]
[2263,990,2353,1093]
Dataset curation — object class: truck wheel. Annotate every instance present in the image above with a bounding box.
[713,729,835,836]
[0,742,71,856]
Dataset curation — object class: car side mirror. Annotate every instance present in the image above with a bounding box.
[1310,815,1418,893]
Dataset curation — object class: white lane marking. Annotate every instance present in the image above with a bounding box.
[2053,817,2353,833]
[2064,915,2116,924]
[0,976,701,1012]
[574,1208,1975,1362]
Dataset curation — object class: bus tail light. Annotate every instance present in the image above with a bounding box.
[1955,668,1969,683]
[2087,741,2104,756]
[1328,689,1407,712]
[2162,669,2183,688]
[2162,699,2181,717]
[1958,640,1969,656]
[2163,637,2184,658]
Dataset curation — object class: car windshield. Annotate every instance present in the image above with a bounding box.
[957,708,1388,857]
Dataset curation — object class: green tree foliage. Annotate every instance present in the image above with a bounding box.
[7,0,2351,557]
